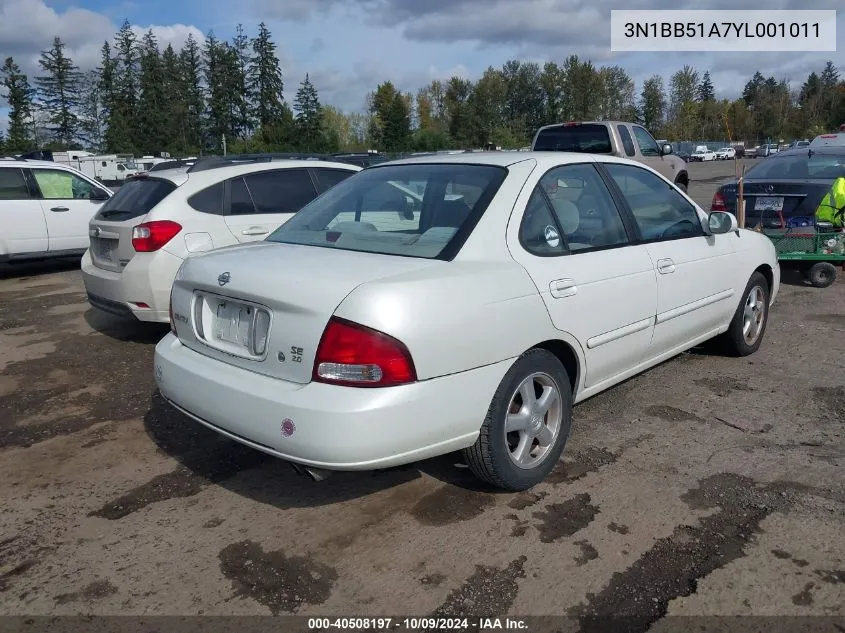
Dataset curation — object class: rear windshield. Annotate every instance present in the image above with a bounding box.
[95,177,176,221]
[266,163,507,260]
[745,152,845,180]
[533,124,612,153]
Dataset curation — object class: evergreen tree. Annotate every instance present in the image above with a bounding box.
[35,37,82,147]
[112,20,140,152]
[382,92,411,152]
[248,22,286,127]
[231,24,253,139]
[203,31,240,151]
[161,44,186,154]
[1,57,35,152]
[697,71,715,102]
[639,75,666,134]
[78,69,105,150]
[293,74,323,151]
[137,30,167,154]
[178,33,204,152]
[0,129,5,155]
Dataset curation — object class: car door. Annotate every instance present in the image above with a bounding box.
[507,161,658,389]
[30,167,109,252]
[0,167,48,256]
[223,168,319,242]
[630,125,678,181]
[600,162,737,357]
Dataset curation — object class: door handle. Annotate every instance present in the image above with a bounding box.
[241,228,269,236]
[50,206,70,212]
[657,258,676,274]
[550,279,577,298]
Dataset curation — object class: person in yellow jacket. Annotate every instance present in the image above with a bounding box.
[815,176,845,228]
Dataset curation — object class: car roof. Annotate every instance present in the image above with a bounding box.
[131,159,361,188]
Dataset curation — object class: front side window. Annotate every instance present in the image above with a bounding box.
[605,164,704,241]
[632,126,660,157]
[539,164,630,251]
[244,169,318,214]
[267,164,507,259]
[0,168,31,200]
[33,169,95,200]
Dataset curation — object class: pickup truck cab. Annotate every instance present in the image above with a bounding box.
[531,121,689,192]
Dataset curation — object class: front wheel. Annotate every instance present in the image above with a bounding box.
[675,181,688,193]
[464,349,572,491]
[720,272,770,356]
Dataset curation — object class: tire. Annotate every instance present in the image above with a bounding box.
[675,181,688,193]
[464,349,572,491]
[807,262,837,288]
[720,271,770,357]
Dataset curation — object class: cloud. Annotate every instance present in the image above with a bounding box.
[0,0,203,80]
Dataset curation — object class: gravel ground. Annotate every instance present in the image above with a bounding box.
[0,158,842,630]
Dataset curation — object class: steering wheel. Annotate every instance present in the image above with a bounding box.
[661,219,697,239]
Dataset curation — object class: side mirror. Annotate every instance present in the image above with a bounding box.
[661,144,673,155]
[708,211,738,234]
[90,187,110,201]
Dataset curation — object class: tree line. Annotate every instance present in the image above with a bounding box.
[2,19,844,157]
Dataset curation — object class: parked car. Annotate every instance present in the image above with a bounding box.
[746,146,760,159]
[810,132,845,148]
[155,151,779,491]
[788,140,810,149]
[690,148,717,161]
[530,121,689,192]
[715,147,737,160]
[760,144,780,157]
[0,158,113,263]
[81,155,361,323]
[711,146,845,229]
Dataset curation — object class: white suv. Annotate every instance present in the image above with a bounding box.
[81,157,361,323]
[0,158,112,262]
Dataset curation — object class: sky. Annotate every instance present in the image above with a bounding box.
[0,0,843,135]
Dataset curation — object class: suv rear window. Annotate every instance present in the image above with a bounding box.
[533,124,613,153]
[95,177,176,221]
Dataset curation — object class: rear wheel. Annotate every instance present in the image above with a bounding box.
[464,349,572,491]
[720,272,770,357]
[807,262,837,288]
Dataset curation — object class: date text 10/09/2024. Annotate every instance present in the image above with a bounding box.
[307,617,528,630]
[623,22,820,39]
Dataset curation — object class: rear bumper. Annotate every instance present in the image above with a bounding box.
[153,333,512,470]
[81,249,182,323]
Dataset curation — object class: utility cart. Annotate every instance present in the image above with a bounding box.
[761,219,845,288]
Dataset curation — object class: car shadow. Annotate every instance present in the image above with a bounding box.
[84,308,170,344]
[0,257,82,280]
[778,266,814,288]
[143,390,498,508]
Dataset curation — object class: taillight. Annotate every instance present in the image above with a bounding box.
[711,190,727,212]
[313,317,416,387]
[132,220,181,252]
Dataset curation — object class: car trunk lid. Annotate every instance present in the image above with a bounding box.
[169,242,442,383]
[717,179,832,228]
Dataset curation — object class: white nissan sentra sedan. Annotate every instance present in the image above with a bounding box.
[154,152,779,491]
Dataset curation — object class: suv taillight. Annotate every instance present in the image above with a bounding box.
[711,191,727,212]
[132,220,181,252]
[313,317,416,387]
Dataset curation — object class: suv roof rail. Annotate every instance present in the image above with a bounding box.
[148,158,197,172]
[186,153,335,173]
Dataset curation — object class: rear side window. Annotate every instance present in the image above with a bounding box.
[95,178,176,221]
[229,177,256,215]
[617,125,636,157]
[243,169,318,214]
[314,168,356,191]
[0,168,31,199]
[532,124,612,153]
[188,182,223,214]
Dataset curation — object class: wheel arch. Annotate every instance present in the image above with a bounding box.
[753,263,774,292]
[674,170,689,187]
[531,339,580,396]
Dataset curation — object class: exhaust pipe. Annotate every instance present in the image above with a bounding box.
[290,462,333,482]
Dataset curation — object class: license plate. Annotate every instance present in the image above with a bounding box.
[96,239,116,262]
[754,196,784,212]
[213,300,253,349]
